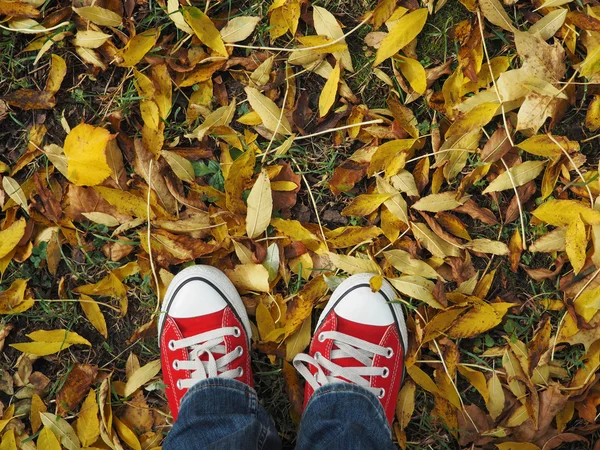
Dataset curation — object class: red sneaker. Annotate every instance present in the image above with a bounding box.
[159,265,253,420]
[293,273,407,425]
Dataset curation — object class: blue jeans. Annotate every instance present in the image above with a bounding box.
[163,378,395,449]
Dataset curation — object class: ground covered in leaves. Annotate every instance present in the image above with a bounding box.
[1,0,600,448]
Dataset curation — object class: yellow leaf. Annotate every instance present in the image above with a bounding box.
[496,443,541,450]
[574,286,600,322]
[406,365,441,395]
[75,47,106,70]
[411,222,461,258]
[140,100,160,130]
[40,412,81,450]
[220,16,261,43]
[74,272,127,314]
[82,212,120,227]
[384,249,440,280]
[270,218,327,254]
[313,5,353,71]
[533,200,600,226]
[318,60,340,117]
[286,316,311,361]
[445,102,499,139]
[64,124,112,186]
[269,6,288,40]
[244,86,292,135]
[161,150,194,183]
[396,56,426,94]
[0,278,33,314]
[72,30,111,49]
[446,302,504,338]
[327,252,381,275]
[271,181,298,191]
[479,0,515,32]
[11,329,91,356]
[486,371,505,420]
[566,214,587,275]
[457,365,489,402]
[0,218,26,259]
[72,6,122,26]
[37,427,61,450]
[93,186,154,219]
[396,380,416,430]
[117,29,160,67]
[388,276,442,308]
[183,7,227,56]
[75,389,100,447]
[586,94,600,132]
[0,429,16,450]
[374,8,428,66]
[225,264,271,293]
[187,102,236,141]
[529,227,566,252]
[463,239,509,255]
[113,417,141,450]
[246,169,273,239]
[516,134,577,158]
[45,54,66,94]
[31,393,47,433]
[238,111,263,125]
[412,192,469,213]
[2,176,29,212]
[79,294,108,338]
[281,0,300,35]
[167,0,193,34]
[124,360,161,397]
[341,193,392,216]
[483,160,546,194]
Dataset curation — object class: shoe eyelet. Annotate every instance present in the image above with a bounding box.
[386,347,394,358]
[378,388,385,399]
[382,367,389,378]
[168,340,176,350]
[238,368,244,377]
[173,360,179,370]
[314,351,322,359]
[176,380,183,390]
[318,333,325,342]
[236,346,243,356]
[233,327,241,337]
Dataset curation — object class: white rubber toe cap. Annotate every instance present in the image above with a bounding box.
[167,280,227,318]
[334,285,394,326]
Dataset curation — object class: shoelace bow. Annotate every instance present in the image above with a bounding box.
[293,330,393,398]
[169,326,243,389]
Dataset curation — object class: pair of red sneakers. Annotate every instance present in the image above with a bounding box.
[159,266,407,425]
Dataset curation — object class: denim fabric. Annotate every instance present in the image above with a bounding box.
[163,378,281,450]
[163,378,395,450]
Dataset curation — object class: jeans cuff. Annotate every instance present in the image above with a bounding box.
[306,382,392,437]
[179,378,258,409]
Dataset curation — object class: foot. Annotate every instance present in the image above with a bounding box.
[293,273,407,425]
[159,265,253,420]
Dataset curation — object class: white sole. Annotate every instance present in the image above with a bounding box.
[315,273,408,353]
[157,265,253,347]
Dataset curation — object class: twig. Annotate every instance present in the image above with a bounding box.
[500,157,527,251]
[294,119,383,141]
[146,159,162,313]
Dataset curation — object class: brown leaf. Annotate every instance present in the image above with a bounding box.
[272,163,300,212]
[3,90,55,110]
[56,364,98,415]
[505,180,537,224]
[329,158,369,195]
[455,199,499,225]
[481,127,512,163]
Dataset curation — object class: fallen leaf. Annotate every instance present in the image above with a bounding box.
[75,389,100,447]
[374,9,428,66]
[124,360,161,398]
[328,252,380,275]
[64,124,113,186]
[40,412,81,450]
[56,363,98,415]
[246,169,273,239]
[220,16,261,43]
[73,6,122,26]
[183,6,227,56]
[319,60,340,117]
[245,86,292,135]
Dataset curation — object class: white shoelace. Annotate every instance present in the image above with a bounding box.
[293,331,393,398]
[169,326,244,390]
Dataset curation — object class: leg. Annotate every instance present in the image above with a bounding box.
[159,266,281,450]
[163,378,280,450]
[296,383,395,450]
[294,273,408,450]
